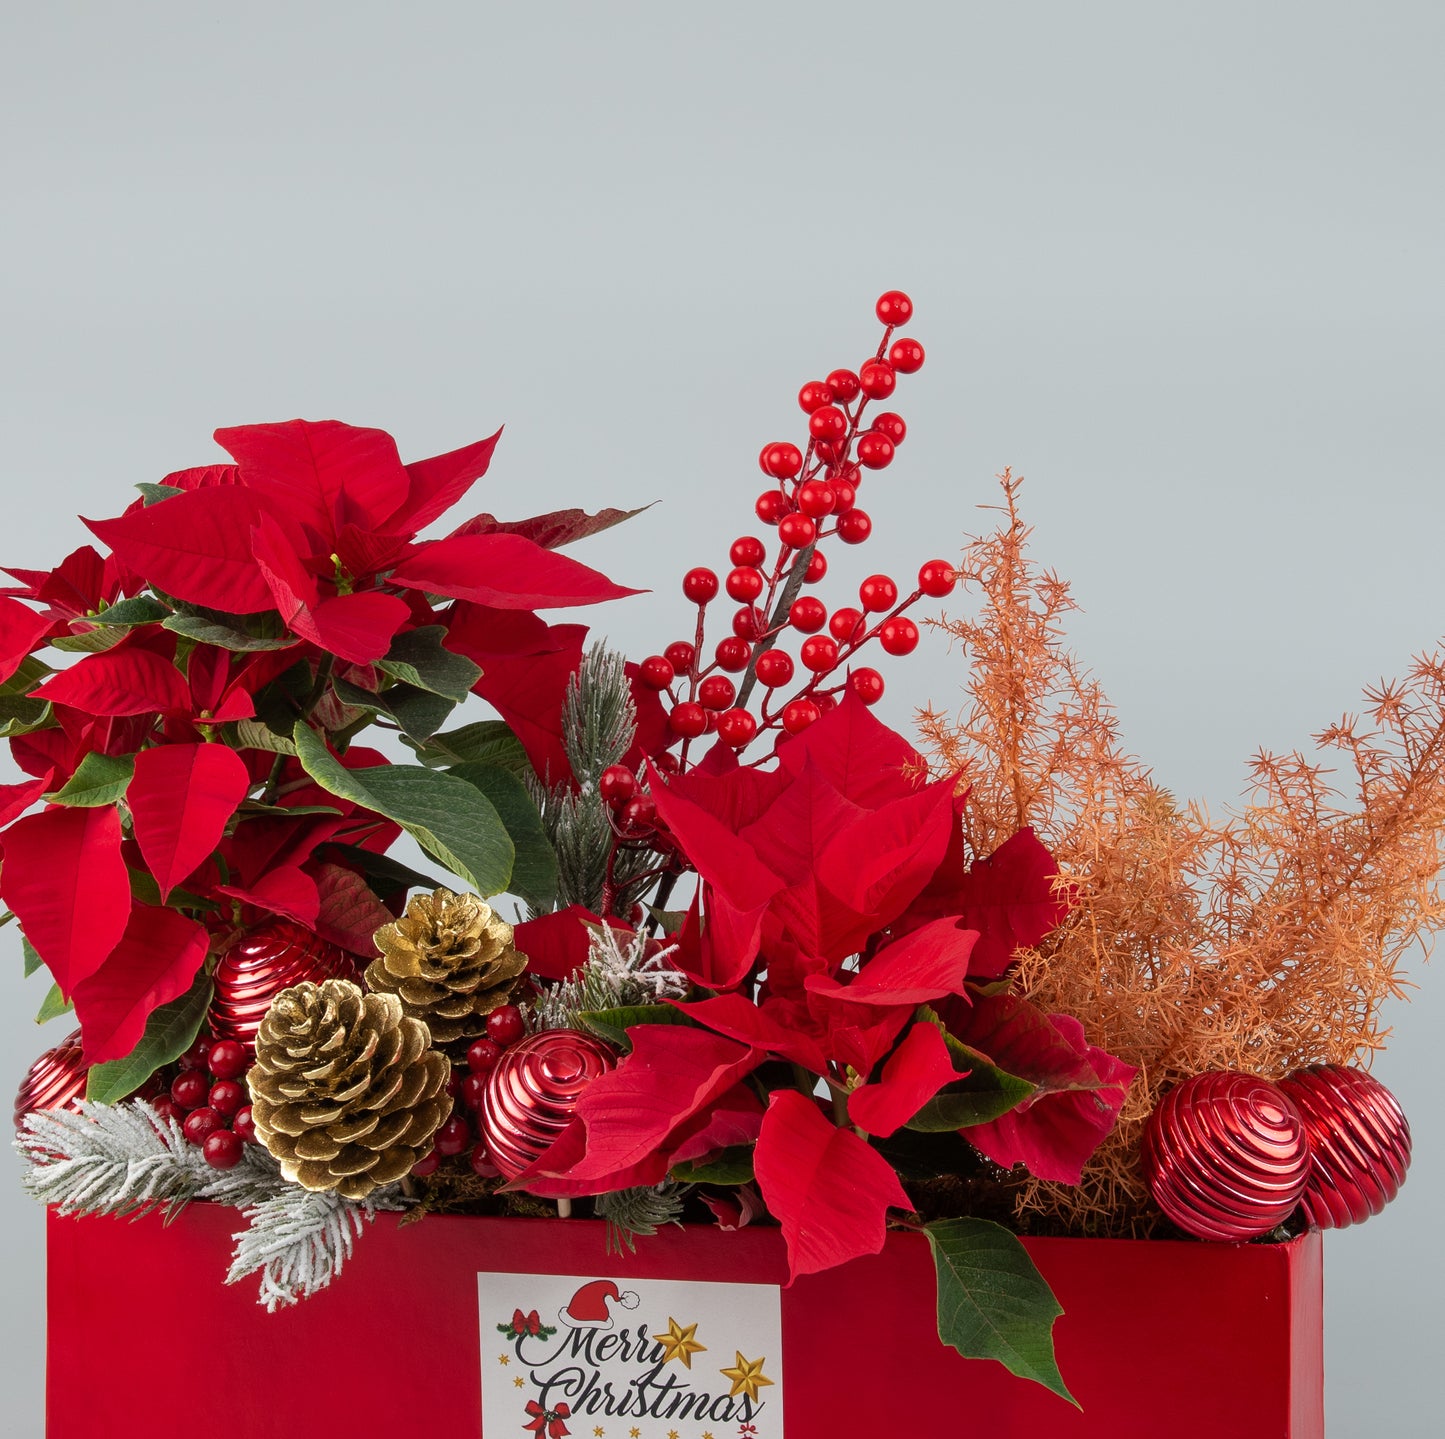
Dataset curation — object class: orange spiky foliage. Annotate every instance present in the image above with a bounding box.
[917,471,1445,1235]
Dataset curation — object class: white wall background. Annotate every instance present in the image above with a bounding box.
[1,3,1440,1433]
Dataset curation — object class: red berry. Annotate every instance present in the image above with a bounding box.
[486,1005,525,1049]
[206,1039,247,1080]
[918,560,957,597]
[879,616,921,656]
[857,432,895,469]
[469,1142,502,1179]
[858,360,897,401]
[446,1068,462,1098]
[715,636,752,671]
[755,489,792,526]
[410,1149,440,1178]
[433,1115,471,1157]
[208,1079,245,1118]
[178,1036,214,1071]
[726,566,764,602]
[782,699,821,734]
[461,1072,488,1110]
[171,1071,209,1112]
[836,509,873,544]
[183,1107,224,1146]
[759,442,803,479]
[859,574,899,612]
[682,567,719,604]
[875,290,914,326]
[639,654,675,689]
[668,702,708,738]
[653,752,681,775]
[150,1096,178,1125]
[755,650,795,688]
[850,668,885,705]
[797,380,834,413]
[800,634,840,672]
[202,1129,244,1171]
[598,765,637,808]
[232,1105,257,1144]
[812,438,847,464]
[730,535,766,567]
[872,412,907,445]
[830,606,865,644]
[467,1037,503,1073]
[826,368,861,402]
[796,479,836,518]
[831,478,857,513]
[716,708,757,747]
[808,405,848,443]
[733,605,768,641]
[889,337,925,374]
[664,640,697,674]
[777,513,817,550]
[622,793,658,829]
[815,693,838,715]
[790,596,827,632]
[698,675,737,711]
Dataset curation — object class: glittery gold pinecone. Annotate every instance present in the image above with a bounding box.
[247,978,451,1200]
[364,887,527,1044]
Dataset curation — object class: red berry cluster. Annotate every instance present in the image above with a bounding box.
[154,1036,255,1170]
[637,290,956,762]
[408,1004,525,1181]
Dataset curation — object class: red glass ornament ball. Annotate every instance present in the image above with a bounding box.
[759,442,803,480]
[859,574,899,612]
[918,559,957,597]
[469,1143,502,1180]
[597,765,637,809]
[208,1079,245,1119]
[836,509,872,545]
[804,550,827,583]
[825,367,861,402]
[232,1105,257,1145]
[663,640,697,675]
[789,596,827,633]
[668,701,708,739]
[889,338,925,374]
[856,432,895,470]
[796,480,837,518]
[849,668,885,705]
[461,1072,489,1111]
[875,290,914,326]
[203,1129,245,1171]
[410,1149,440,1178]
[726,566,764,603]
[797,379,834,414]
[698,675,737,711]
[13,1031,89,1132]
[808,405,848,443]
[1278,1064,1412,1229]
[731,535,767,568]
[858,360,897,401]
[716,708,758,748]
[210,921,357,1051]
[171,1070,210,1112]
[733,605,768,641]
[879,616,920,656]
[183,1107,225,1147]
[782,699,821,735]
[638,654,675,690]
[467,1037,503,1074]
[829,606,865,644]
[755,650,795,688]
[715,636,752,672]
[1141,1071,1311,1242]
[777,513,817,551]
[682,567,719,605]
[206,1039,247,1080]
[801,635,839,672]
[871,412,907,446]
[755,489,792,526]
[433,1114,472,1158]
[486,1004,526,1050]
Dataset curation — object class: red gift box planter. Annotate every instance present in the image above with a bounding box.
[47,1206,1323,1439]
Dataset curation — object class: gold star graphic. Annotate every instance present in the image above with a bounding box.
[656,1316,707,1368]
[668,1432,679,1439]
[497,1354,511,1365]
[702,1432,715,1439]
[719,1352,774,1403]
[593,1428,605,1437]
[513,1376,525,1388]
[629,1430,641,1438]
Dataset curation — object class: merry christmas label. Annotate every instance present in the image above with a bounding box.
[477,1271,785,1439]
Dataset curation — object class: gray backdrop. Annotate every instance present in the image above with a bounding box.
[2,3,1440,1433]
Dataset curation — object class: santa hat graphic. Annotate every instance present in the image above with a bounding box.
[559,1279,640,1331]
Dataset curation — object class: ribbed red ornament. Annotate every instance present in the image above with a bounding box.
[478,1030,614,1182]
[13,1030,88,1132]
[1278,1064,1411,1229]
[208,921,358,1050]
[1141,1071,1311,1241]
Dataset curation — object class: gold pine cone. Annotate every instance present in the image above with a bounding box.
[364,887,527,1044]
[247,978,451,1201]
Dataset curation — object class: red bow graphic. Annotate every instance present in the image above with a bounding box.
[523,1399,571,1438]
[512,1308,543,1336]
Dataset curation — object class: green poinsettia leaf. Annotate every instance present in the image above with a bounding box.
[322,844,449,898]
[669,1146,755,1185]
[577,1005,694,1050]
[229,717,298,754]
[85,971,214,1104]
[164,612,297,651]
[50,626,128,654]
[402,720,530,774]
[89,596,173,626]
[332,676,456,745]
[21,934,44,977]
[135,483,185,506]
[446,761,557,910]
[376,626,482,703]
[35,981,73,1025]
[925,1217,1075,1405]
[293,724,514,896]
[907,1006,1037,1130]
[46,752,136,808]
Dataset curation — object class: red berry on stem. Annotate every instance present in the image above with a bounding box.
[653,752,681,775]
[831,478,857,513]
[232,1105,257,1144]
[872,412,906,445]
[467,1037,503,1073]
[716,708,758,747]
[446,1068,462,1098]
[796,479,836,518]
[668,702,708,738]
[461,1072,489,1110]
[797,380,834,413]
[203,1129,244,1171]
[486,1005,525,1049]
[804,550,827,582]
[830,606,865,644]
[410,1149,440,1178]
[815,692,838,714]
[171,1071,209,1112]
[698,675,737,711]
[880,616,921,656]
[755,490,792,526]
[682,567,719,604]
[850,668,886,705]
[783,699,821,734]
[183,1107,224,1146]
[858,360,897,401]
[726,566,764,602]
[836,509,872,544]
[434,1115,471,1157]
[733,605,767,641]
[639,655,675,689]
[179,1036,214,1072]
[812,439,847,464]
[808,406,848,443]
[664,640,697,675]
[621,795,658,830]
[206,1038,247,1080]
[730,535,766,567]
[859,575,899,612]
[789,596,827,633]
[889,337,925,374]
[857,432,895,469]
[755,650,795,688]
[208,1079,245,1118]
[759,442,803,479]
[715,636,752,671]
[598,765,637,808]
[777,513,817,550]
[469,1142,502,1179]
[918,560,957,597]
[826,368,861,402]
[800,635,839,671]
[875,290,914,326]
[150,1096,178,1125]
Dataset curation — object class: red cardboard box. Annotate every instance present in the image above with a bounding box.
[47,1205,1322,1438]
